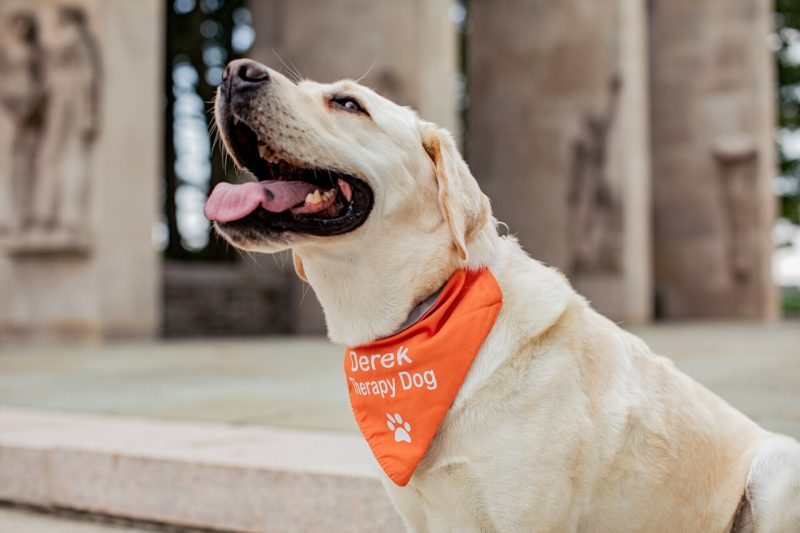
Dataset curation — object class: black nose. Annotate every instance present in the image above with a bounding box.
[222,59,270,89]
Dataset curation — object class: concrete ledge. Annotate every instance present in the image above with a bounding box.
[0,408,402,532]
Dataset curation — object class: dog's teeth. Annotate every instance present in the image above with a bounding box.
[338,179,353,202]
[233,116,240,125]
[258,144,269,160]
[304,190,335,205]
[306,190,322,204]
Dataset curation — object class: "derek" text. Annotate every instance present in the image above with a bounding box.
[348,346,438,399]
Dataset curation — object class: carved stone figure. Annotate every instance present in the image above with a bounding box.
[0,1,161,342]
[0,11,45,235]
[0,5,101,251]
[567,76,623,276]
[712,136,759,283]
[30,5,101,242]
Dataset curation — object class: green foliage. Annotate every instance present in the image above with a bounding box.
[164,0,249,260]
[782,287,800,315]
[776,0,800,224]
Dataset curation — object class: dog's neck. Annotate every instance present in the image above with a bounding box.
[296,223,499,346]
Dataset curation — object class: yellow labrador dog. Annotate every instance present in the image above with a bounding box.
[207,59,800,532]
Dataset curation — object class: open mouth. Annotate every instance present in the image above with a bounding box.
[205,118,373,237]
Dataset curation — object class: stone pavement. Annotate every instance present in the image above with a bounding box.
[0,323,798,438]
[0,337,354,432]
[0,409,400,532]
[0,506,153,533]
[628,322,800,438]
[0,323,797,531]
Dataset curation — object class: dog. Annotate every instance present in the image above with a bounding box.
[206,59,800,532]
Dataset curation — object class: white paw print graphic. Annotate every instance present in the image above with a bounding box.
[386,413,412,443]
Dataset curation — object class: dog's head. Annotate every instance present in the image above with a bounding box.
[208,59,490,266]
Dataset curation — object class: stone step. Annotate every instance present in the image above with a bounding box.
[0,505,155,533]
[0,408,402,532]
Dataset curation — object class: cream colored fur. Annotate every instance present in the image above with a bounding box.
[215,65,800,532]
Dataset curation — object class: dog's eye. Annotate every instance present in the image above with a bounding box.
[331,95,367,115]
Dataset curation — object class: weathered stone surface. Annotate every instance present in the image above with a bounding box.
[0,0,162,340]
[250,0,458,134]
[0,444,51,503]
[163,260,292,337]
[467,0,652,323]
[648,0,777,319]
[0,408,403,532]
[0,507,153,533]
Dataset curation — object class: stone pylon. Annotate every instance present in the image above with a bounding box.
[467,0,653,324]
[648,0,777,319]
[0,0,162,341]
[249,0,458,135]
[248,0,460,334]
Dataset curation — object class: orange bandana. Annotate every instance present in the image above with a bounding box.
[345,268,503,486]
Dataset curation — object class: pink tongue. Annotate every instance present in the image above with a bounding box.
[204,181,318,222]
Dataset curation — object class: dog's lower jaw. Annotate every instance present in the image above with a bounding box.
[213,221,295,253]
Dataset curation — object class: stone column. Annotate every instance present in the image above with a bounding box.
[467,0,652,323]
[648,0,777,319]
[250,0,458,135]
[0,0,162,341]
[249,0,460,334]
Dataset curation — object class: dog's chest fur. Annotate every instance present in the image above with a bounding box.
[379,240,762,532]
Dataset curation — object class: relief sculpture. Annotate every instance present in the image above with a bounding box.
[0,5,101,253]
[567,76,623,276]
[712,136,759,283]
[0,11,45,236]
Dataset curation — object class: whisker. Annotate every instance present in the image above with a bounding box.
[356,55,380,83]
[275,249,289,271]
[286,57,305,82]
[272,49,302,83]
[245,250,259,267]
[299,280,311,305]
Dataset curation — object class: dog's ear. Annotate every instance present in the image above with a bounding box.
[419,121,490,261]
[292,250,308,282]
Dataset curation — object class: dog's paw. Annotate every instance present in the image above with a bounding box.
[386,412,412,443]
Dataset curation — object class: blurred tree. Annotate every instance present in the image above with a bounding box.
[164,0,253,260]
[776,0,800,224]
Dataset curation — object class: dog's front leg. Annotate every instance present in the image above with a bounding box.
[382,480,429,532]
